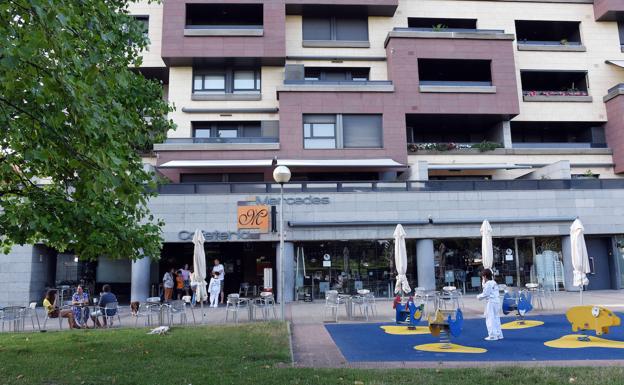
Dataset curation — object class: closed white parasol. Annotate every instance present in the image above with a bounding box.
[481,220,493,270]
[393,224,412,295]
[570,219,590,303]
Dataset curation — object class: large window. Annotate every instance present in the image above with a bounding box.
[304,67,370,82]
[418,59,492,86]
[193,121,266,139]
[515,20,582,46]
[303,114,382,149]
[303,15,368,42]
[185,4,263,28]
[193,68,261,94]
[133,15,149,37]
[520,70,588,95]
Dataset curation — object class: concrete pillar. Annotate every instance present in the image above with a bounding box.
[561,235,578,292]
[131,257,152,302]
[277,241,295,302]
[408,161,429,181]
[416,239,436,290]
[491,120,512,149]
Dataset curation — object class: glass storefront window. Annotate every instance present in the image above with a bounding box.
[434,237,565,292]
[616,236,624,289]
[296,240,416,299]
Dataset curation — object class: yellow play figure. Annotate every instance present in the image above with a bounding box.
[566,306,621,336]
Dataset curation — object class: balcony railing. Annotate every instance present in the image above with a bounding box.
[164,137,279,144]
[512,142,607,149]
[155,179,624,195]
[284,80,393,86]
[184,25,263,30]
[420,80,492,87]
[518,40,582,46]
[393,27,505,34]
[523,90,589,97]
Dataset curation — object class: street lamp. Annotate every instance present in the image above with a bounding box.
[273,165,291,321]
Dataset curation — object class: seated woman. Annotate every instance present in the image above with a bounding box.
[43,289,78,329]
[71,285,91,328]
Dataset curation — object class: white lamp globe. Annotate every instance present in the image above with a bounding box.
[273,165,291,184]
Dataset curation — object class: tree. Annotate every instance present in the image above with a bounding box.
[0,0,174,260]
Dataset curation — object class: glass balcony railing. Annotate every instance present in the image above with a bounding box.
[419,80,493,87]
[283,80,393,86]
[164,137,279,144]
[393,27,505,34]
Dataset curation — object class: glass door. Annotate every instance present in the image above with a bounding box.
[515,238,536,286]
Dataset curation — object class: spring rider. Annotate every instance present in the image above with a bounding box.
[394,295,424,329]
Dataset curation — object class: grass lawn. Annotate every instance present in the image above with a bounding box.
[0,322,622,385]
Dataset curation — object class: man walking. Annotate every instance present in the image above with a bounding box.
[212,258,225,304]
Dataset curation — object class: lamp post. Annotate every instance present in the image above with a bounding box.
[273,165,291,321]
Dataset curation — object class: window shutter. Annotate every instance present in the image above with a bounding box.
[342,115,382,148]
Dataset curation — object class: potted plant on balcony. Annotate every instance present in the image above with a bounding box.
[431,24,448,32]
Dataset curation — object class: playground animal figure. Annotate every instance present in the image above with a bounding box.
[394,296,424,327]
[428,308,464,338]
[502,290,533,322]
[566,306,621,336]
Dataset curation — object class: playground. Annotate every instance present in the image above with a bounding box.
[326,312,624,363]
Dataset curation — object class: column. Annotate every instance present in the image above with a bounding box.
[490,120,512,149]
[408,161,429,181]
[131,257,151,302]
[561,235,578,292]
[277,241,295,302]
[416,239,436,290]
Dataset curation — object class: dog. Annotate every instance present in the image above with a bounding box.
[130,301,140,316]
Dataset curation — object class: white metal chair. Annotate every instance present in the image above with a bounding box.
[102,302,121,328]
[0,307,25,332]
[225,294,249,323]
[169,300,187,325]
[24,302,41,331]
[324,290,345,322]
[42,305,70,330]
[182,295,196,324]
[134,303,155,327]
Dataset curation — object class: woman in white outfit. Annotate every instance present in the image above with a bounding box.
[477,269,504,341]
[209,271,221,308]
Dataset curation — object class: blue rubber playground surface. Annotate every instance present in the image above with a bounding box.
[325,313,624,362]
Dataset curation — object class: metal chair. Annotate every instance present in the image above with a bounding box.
[182,295,196,324]
[102,302,121,328]
[134,303,155,327]
[24,302,41,331]
[225,294,249,323]
[169,300,188,325]
[441,286,464,310]
[1,306,24,332]
[324,290,344,322]
[252,292,277,321]
[146,297,161,304]
[239,283,251,297]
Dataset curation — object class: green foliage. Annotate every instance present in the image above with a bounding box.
[432,23,448,31]
[0,0,175,260]
[471,141,503,152]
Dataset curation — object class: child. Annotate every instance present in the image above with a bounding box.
[209,271,221,308]
[477,269,503,341]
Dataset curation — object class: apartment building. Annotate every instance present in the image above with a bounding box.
[4,0,624,306]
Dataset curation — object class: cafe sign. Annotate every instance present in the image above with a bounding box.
[237,205,270,232]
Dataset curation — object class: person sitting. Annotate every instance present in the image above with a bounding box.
[43,289,79,329]
[71,285,91,328]
[91,284,118,327]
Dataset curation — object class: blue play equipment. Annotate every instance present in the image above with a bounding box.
[502,289,533,323]
[394,296,424,328]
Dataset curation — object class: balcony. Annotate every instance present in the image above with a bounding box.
[417,59,496,93]
[515,20,585,52]
[279,80,394,92]
[285,1,398,17]
[521,71,592,102]
[161,0,285,66]
[511,121,607,149]
[594,0,624,21]
[154,137,280,151]
[385,27,519,116]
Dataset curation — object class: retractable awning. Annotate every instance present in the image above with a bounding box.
[428,163,532,170]
[606,60,624,68]
[160,158,404,168]
[159,160,273,168]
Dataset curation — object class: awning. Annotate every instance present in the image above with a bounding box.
[160,158,404,168]
[428,163,532,171]
[278,159,404,168]
[159,160,273,168]
[606,60,624,68]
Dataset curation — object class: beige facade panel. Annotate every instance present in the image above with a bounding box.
[128,0,165,68]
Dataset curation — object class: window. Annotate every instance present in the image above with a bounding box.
[408,18,477,30]
[520,70,588,95]
[185,4,263,28]
[303,15,368,41]
[303,114,382,149]
[193,68,261,94]
[418,59,492,86]
[515,20,581,45]
[303,67,370,82]
[304,115,337,149]
[181,173,264,183]
[618,21,624,49]
[191,121,278,143]
[134,16,149,37]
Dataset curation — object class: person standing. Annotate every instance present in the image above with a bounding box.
[180,264,191,296]
[208,271,221,308]
[212,258,225,304]
[477,269,504,341]
[163,268,175,301]
[175,270,184,300]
